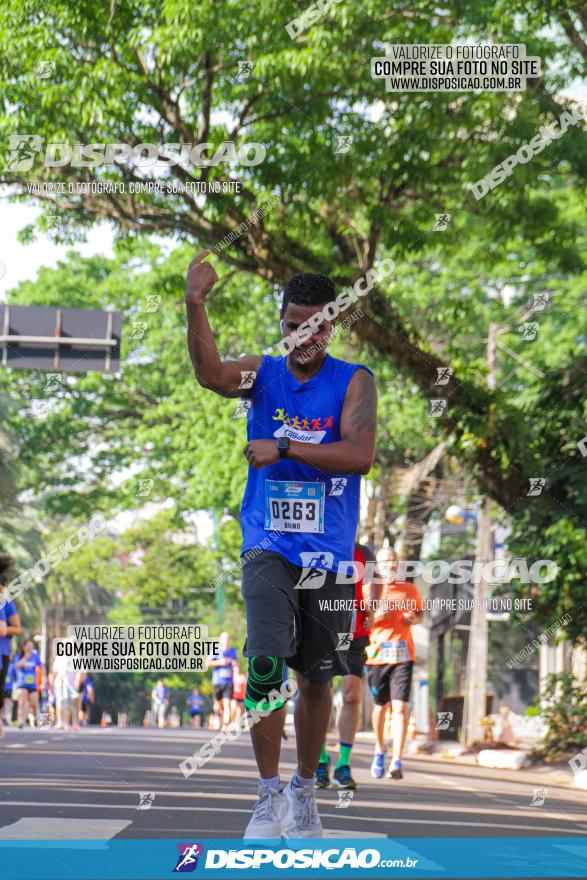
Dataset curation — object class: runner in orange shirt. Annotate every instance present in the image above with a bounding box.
[365,547,424,780]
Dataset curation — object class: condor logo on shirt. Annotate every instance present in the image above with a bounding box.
[271,407,334,444]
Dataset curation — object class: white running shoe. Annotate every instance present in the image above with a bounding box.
[283,780,323,838]
[243,784,292,839]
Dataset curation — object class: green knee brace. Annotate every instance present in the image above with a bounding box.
[245,656,287,712]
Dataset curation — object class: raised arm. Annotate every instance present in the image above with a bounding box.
[185,251,262,397]
[244,367,377,474]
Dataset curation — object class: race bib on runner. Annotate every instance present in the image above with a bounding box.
[379,640,409,664]
[265,480,325,533]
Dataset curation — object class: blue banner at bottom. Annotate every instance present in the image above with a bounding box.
[0,837,585,879]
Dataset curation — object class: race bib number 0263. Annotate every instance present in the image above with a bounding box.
[265,480,325,533]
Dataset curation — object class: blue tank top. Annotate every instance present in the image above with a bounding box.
[0,600,16,656]
[15,650,41,690]
[240,354,372,571]
[0,606,7,656]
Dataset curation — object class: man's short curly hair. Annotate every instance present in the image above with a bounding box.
[280,273,336,316]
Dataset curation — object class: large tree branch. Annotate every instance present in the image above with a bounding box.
[559,10,587,61]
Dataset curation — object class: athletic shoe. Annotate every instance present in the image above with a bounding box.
[315,760,331,789]
[243,784,292,839]
[370,752,385,779]
[333,764,357,790]
[387,760,403,780]
[283,781,323,838]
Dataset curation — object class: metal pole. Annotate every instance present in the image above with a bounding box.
[463,497,493,745]
[463,323,497,746]
[436,633,445,713]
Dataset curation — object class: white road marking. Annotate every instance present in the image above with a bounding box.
[0,817,131,840]
[323,829,388,837]
[414,772,442,783]
[0,802,584,834]
[319,813,587,833]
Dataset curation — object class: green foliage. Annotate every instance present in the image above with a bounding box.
[536,673,587,762]
[41,508,230,618]
[0,0,584,648]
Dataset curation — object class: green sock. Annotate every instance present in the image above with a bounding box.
[319,743,329,763]
[336,742,352,769]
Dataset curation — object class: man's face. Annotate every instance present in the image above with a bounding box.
[282,302,333,368]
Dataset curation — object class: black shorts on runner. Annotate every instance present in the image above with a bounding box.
[345,635,369,678]
[214,684,233,702]
[367,661,414,705]
[241,551,354,684]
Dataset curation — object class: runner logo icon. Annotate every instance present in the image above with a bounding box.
[294,552,333,589]
[336,632,354,651]
[173,843,204,872]
[436,711,453,730]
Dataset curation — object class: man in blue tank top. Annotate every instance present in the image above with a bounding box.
[186,253,377,838]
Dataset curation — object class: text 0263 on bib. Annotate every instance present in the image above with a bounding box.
[264,480,325,533]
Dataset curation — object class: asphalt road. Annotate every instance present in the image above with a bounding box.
[1,725,586,843]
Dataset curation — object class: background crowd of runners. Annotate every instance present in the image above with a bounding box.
[2,539,423,772]
[1,610,98,735]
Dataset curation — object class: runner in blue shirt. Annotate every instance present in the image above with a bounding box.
[0,557,22,739]
[151,679,169,728]
[0,606,6,738]
[15,639,41,728]
[186,257,377,838]
[186,687,205,729]
[76,672,95,726]
[206,632,237,731]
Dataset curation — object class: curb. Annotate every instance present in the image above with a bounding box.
[334,734,577,787]
[407,750,574,787]
[572,769,587,789]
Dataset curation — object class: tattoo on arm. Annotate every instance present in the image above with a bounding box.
[351,370,377,432]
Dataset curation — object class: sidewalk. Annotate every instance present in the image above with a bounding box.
[353,731,577,788]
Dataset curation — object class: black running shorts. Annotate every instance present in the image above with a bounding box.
[214,684,234,702]
[367,661,414,705]
[241,551,354,683]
